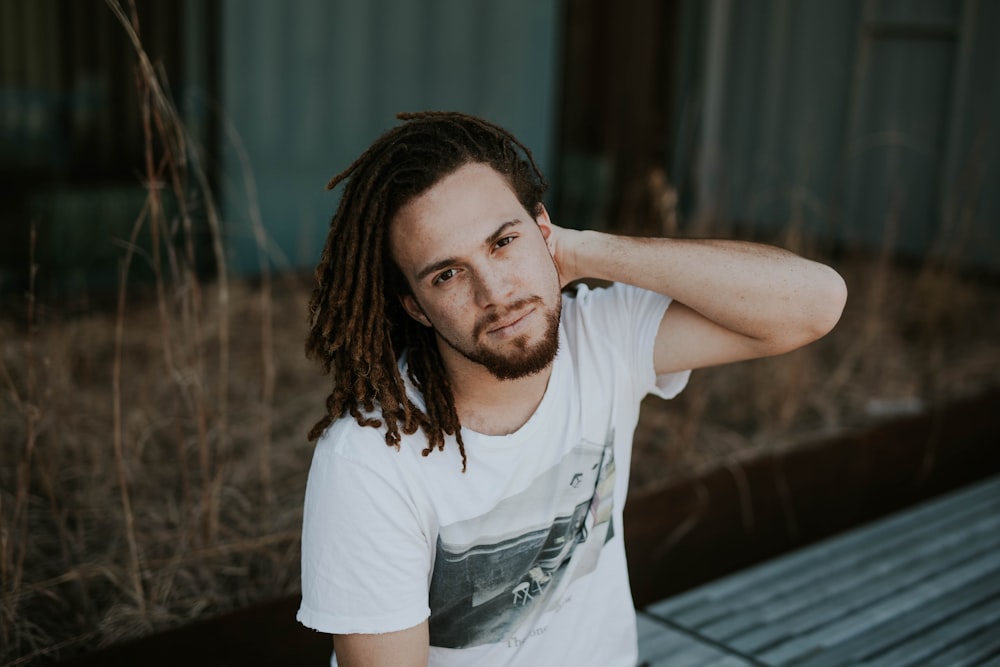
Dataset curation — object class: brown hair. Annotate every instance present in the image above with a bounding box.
[305,111,548,470]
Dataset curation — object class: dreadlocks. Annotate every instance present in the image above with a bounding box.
[305,111,549,471]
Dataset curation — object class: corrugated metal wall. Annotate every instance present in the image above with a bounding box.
[0,0,186,175]
[690,0,999,270]
[218,0,561,275]
[0,0,209,298]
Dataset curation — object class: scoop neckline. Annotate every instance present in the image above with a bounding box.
[398,334,565,448]
[462,357,562,447]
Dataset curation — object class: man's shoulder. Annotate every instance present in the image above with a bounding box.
[314,411,399,466]
[562,281,650,308]
[315,405,447,474]
[561,282,667,332]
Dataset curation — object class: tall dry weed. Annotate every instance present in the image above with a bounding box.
[0,2,319,664]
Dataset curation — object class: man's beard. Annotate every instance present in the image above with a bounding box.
[438,296,561,381]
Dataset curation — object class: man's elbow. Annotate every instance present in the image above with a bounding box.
[795,268,848,349]
[813,267,848,339]
[769,268,848,355]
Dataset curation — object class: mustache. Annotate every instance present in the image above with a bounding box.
[474,296,544,338]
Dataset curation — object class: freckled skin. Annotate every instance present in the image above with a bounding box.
[389,163,563,382]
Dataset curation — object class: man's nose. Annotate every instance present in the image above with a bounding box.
[473,266,513,308]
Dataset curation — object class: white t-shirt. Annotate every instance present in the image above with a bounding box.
[298,283,690,666]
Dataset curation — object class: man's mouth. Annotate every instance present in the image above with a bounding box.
[477,298,542,338]
[487,308,533,335]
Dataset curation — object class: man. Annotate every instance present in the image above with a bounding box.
[298,112,847,666]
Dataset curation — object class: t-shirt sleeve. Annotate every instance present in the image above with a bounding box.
[572,283,690,400]
[297,442,431,635]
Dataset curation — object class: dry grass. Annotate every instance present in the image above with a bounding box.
[0,276,324,665]
[3,254,999,665]
[631,254,1000,492]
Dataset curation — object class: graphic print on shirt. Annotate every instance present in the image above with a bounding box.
[427,431,616,649]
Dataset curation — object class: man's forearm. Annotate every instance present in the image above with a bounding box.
[560,230,847,352]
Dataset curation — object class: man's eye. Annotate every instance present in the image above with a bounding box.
[433,269,457,285]
[495,236,515,249]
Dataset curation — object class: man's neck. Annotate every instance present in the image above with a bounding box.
[446,361,553,436]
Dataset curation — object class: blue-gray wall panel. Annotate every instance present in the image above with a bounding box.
[219,0,560,275]
[694,0,998,269]
[843,35,956,256]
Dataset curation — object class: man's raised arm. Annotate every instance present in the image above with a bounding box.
[541,216,847,374]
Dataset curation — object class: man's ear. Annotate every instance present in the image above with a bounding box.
[400,293,432,328]
[534,204,554,251]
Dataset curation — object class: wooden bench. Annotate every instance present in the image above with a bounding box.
[637,474,1000,667]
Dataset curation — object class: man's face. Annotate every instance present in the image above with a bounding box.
[389,162,562,381]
